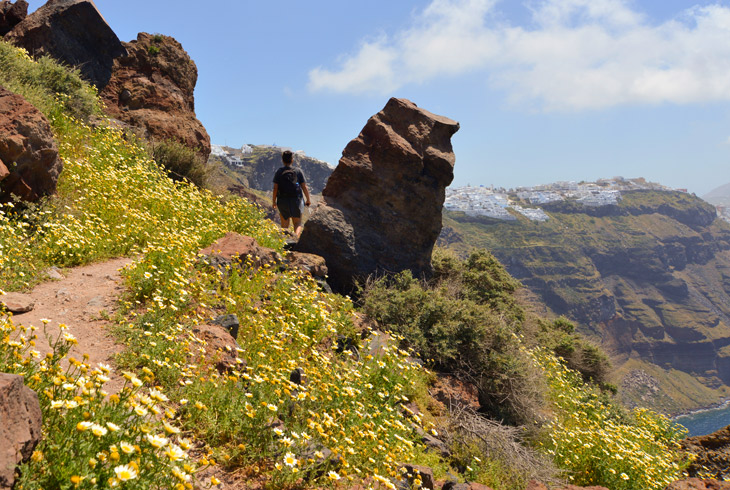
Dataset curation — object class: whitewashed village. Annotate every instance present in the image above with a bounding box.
[444,177,684,222]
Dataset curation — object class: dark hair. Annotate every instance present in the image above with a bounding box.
[282,150,293,164]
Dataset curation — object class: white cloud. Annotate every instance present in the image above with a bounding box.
[307,0,730,110]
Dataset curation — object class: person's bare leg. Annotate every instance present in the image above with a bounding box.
[292,217,303,238]
[280,215,290,232]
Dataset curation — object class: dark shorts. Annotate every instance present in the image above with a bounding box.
[277,195,303,220]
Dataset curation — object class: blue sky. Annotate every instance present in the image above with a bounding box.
[26,0,730,194]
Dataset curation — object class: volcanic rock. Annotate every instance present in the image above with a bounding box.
[191,323,241,374]
[0,86,61,202]
[295,98,459,294]
[199,233,280,273]
[665,479,730,490]
[0,0,27,36]
[0,292,34,313]
[100,32,211,160]
[4,0,126,89]
[0,373,42,490]
[286,251,328,278]
[681,425,730,480]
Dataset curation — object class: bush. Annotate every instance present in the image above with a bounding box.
[0,40,100,121]
[149,139,209,187]
[361,249,545,425]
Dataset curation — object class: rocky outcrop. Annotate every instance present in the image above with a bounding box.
[681,425,730,480]
[100,32,211,160]
[295,98,459,293]
[0,373,43,490]
[0,0,27,36]
[4,0,126,89]
[665,479,730,490]
[0,86,61,202]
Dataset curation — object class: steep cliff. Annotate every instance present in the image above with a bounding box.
[441,189,730,412]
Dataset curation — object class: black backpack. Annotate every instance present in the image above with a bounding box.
[278,167,299,197]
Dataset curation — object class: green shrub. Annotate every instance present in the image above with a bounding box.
[147,45,160,56]
[0,40,100,121]
[361,249,545,425]
[149,139,209,187]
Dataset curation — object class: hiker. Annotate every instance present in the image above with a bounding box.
[272,150,311,238]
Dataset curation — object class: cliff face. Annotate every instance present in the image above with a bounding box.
[442,189,730,408]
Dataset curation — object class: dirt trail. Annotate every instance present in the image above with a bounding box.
[8,257,133,392]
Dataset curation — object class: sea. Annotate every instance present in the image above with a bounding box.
[674,402,730,437]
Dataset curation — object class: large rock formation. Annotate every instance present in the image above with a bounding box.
[4,0,126,89]
[100,32,211,160]
[0,373,43,490]
[0,86,61,202]
[295,98,459,293]
[0,0,27,36]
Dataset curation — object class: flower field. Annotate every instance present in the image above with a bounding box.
[0,41,693,489]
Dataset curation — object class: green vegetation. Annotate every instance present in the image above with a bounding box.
[0,40,692,490]
[441,185,730,412]
[147,45,160,56]
[0,41,431,489]
[149,139,209,187]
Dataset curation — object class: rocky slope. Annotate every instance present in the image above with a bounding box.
[441,188,730,412]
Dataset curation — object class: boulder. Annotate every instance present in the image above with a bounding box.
[199,233,280,273]
[0,86,61,202]
[4,0,126,89]
[295,98,459,294]
[0,0,27,36]
[0,373,42,490]
[191,323,241,374]
[665,479,730,490]
[100,32,211,160]
[286,251,328,278]
[401,464,435,490]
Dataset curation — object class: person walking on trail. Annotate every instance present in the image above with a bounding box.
[272,150,311,239]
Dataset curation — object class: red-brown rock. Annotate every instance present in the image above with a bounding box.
[0,373,42,490]
[295,98,459,294]
[286,251,327,278]
[665,479,730,490]
[199,232,280,271]
[100,32,211,160]
[0,0,27,36]
[0,86,61,202]
[191,323,242,374]
[4,0,126,89]
[681,425,730,480]
[402,464,435,490]
[525,482,609,490]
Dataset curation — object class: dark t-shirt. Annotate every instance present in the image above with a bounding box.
[273,166,306,198]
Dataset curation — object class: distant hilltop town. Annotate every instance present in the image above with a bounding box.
[444,177,706,222]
